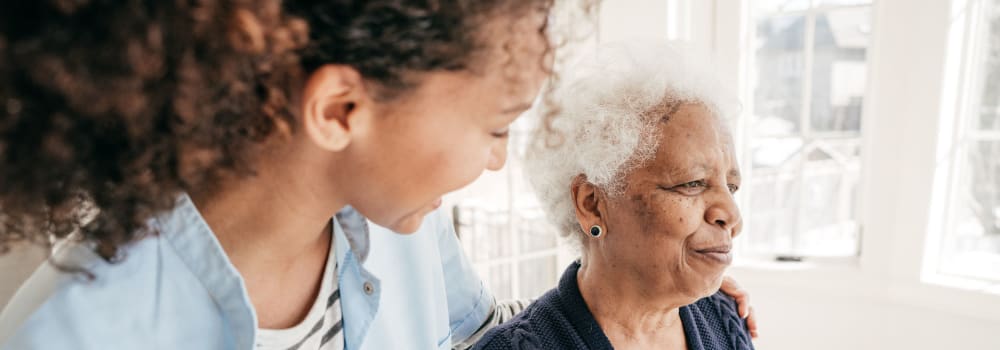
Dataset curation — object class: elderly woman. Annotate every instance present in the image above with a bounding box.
[475,44,754,350]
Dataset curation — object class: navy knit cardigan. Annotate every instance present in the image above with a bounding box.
[474,261,755,350]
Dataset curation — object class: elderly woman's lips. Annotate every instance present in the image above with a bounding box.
[692,246,733,265]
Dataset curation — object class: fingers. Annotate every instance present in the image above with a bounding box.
[746,305,759,339]
[720,276,750,318]
[720,275,758,338]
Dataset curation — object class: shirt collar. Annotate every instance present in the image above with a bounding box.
[331,205,382,348]
[154,193,258,350]
[334,206,370,264]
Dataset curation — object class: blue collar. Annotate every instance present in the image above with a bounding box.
[155,194,258,350]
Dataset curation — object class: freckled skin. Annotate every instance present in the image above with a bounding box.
[590,103,744,303]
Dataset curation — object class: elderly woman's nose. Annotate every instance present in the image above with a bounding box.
[704,189,742,231]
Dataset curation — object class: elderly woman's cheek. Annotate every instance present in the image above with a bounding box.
[632,192,700,234]
[626,194,672,237]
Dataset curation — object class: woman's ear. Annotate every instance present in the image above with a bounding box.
[300,64,374,152]
[571,174,605,233]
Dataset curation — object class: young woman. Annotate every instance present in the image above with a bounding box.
[0,1,754,349]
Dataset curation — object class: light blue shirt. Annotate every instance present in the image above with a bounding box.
[0,194,494,349]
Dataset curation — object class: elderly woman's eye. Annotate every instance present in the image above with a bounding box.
[681,180,707,188]
[673,180,708,191]
[728,184,740,193]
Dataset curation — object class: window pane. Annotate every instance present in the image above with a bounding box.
[456,204,565,299]
[518,210,557,253]
[745,137,861,257]
[794,152,861,256]
[518,256,558,299]
[978,4,1000,131]
[941,140,1000,280]
[746,167,801,255]
[455,207,512,262]
[751,137,803,169]
[754,15,807,135]
[810,7,871,133]
[970,140,1000,236]
[486,263,514,301]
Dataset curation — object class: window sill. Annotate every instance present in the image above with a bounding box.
[891,275,1000,323]
[732,255,861,271]
[728,258,1000,323]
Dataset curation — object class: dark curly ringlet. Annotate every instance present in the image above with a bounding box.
[0,0,309,262]
[0,0,594,265]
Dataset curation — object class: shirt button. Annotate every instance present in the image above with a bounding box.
[363,281,375,295]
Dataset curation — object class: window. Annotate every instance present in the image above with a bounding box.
[453,204,562,301]
[937,0,1000,282]
[740,0,873,259]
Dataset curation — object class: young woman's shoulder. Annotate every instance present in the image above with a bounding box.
[0,237,230,349]
[0,238,152,347]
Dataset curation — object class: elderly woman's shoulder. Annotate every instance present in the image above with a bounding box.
[472,309,542,350]
[473,288,592,350]
[687,291,755,349]
[695,290,743,318]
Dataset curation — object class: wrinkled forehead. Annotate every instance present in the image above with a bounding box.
[646,103,738,175]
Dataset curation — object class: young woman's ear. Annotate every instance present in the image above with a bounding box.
[300,64,374,152]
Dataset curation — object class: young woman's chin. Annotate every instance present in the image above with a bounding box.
[384,199,444,234]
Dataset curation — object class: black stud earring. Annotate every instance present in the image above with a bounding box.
[589,225,603,238]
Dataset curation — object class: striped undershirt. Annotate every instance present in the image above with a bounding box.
[255,225,343,350]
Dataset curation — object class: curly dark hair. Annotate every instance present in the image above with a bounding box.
[0,0,595,261]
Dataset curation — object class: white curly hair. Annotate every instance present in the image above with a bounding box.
[524,42,739,249]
